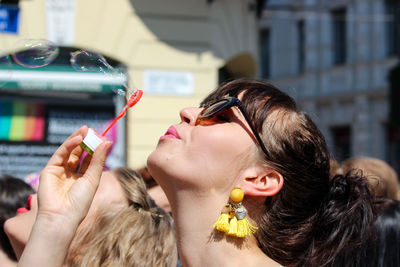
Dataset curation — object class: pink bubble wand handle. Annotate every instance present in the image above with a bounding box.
[101,90,143,137]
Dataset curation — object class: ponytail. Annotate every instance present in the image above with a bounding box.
[256,170,375,267]
[303,171,375,266]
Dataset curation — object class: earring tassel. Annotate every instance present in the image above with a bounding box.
[236,217,258,238]
[227,216,238,236]
[213,213,230,233]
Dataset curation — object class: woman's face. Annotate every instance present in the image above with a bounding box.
[4,171,127,260]
[147,100,259,194]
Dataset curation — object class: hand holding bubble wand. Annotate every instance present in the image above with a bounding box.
[69,50,144,154]
[80,88,143,155]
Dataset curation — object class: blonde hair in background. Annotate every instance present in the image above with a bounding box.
[341,157,399,200]
[64,167,177,267]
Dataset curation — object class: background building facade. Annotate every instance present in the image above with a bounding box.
[259,0,400,170]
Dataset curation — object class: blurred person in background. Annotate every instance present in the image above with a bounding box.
[4,167,177,267]
[360,197,400,267]
[137,166,171,213]
[341,157,400,200]
[0,174,34,267]
[329,158,340,177]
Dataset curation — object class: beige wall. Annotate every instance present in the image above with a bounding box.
[0,0,258,169]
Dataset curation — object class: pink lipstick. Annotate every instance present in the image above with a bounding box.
[17,207,29,214]
[160,126,180,140]
[17,195,32,214]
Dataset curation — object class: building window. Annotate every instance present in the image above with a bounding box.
[331,126,351,162]
[385,0,400,56]
[260,28,270,78]
[298,20,305,73]
[331,8,347,65]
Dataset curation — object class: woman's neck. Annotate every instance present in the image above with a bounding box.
[169,190,280,267]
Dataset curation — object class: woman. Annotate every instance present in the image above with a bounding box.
[18,79,375,266]
[5,168,177,266]
[0,175,34,267]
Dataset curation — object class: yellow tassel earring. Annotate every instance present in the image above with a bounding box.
[213,188,258,238]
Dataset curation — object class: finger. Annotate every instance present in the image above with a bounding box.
[46,126,88,167]
[67,144,85,172]
[77,133,109,174]
[69,126,105,172]
[65,125,88,143]
[83,141,113,188]
[77,154,92,175]
[46,135,83,168]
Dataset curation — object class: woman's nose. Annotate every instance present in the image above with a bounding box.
[180,107,201,125]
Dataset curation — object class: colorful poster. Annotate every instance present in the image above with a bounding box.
[0,100,45,141]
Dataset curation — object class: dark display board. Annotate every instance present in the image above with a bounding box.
[0,99,114,179]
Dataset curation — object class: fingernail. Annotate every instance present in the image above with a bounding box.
[105,141,113,151]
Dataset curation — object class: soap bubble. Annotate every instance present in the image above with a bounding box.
[70,50,136,100]
[0,50,13,88]
[12,39,59,68]
[70,50,113,73]
[116,88,126,96]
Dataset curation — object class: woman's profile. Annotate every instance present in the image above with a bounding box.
[17,78,375,267]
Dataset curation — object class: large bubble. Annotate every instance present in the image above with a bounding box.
[12,39,59,68]
[70,50,136,100]
[70,50,112,73]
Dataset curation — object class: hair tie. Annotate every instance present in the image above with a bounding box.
[138,207,164,218]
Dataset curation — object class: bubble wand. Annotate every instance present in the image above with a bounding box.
[101,89,143,136]
[80,90,143,155]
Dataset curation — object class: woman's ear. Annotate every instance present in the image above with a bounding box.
[240,168,283,197]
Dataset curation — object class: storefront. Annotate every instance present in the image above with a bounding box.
[0,47,127,178]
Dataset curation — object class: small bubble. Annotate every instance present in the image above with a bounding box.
[116,88,126,96]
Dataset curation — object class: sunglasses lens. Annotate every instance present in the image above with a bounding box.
[200,99,230,118]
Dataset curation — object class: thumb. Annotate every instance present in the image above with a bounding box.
[84,141,113,189]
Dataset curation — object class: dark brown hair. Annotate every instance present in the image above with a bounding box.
[359,197,400,267]
[202,79,375,266]
[0,174,34,261]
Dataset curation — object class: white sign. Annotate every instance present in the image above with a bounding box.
[45,0,75,45]
[144,70,194,96]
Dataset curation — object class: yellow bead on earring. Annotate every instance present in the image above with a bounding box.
[230,188,244,203]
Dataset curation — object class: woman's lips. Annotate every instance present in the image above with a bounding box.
[17,207,29,214]
[160,126,180,140]
[17,195,32,214]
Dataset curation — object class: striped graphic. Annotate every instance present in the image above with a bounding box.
[0,100,44,141]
